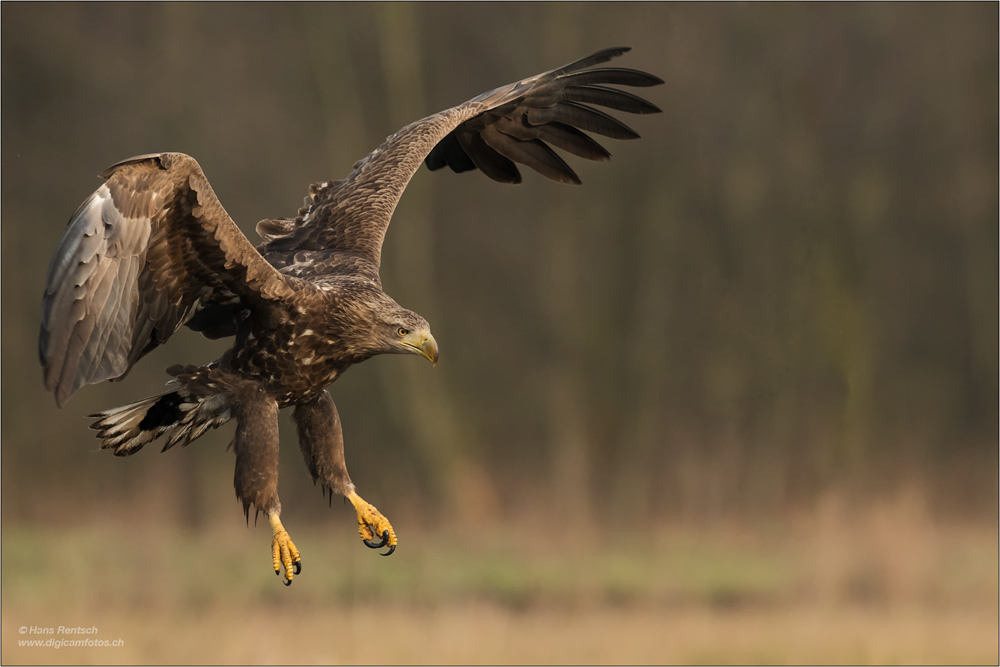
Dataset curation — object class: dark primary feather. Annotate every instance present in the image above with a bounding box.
[561,85,662,114]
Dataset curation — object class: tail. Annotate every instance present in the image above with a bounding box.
[89,386,232,457]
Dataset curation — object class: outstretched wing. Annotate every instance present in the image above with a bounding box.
[259,46,662,278]
[40,152,298,407]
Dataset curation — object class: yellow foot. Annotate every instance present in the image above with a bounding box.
[268,513,301,585]
[347,491,397,556]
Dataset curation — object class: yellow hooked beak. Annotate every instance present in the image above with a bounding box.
[402,331,439,366]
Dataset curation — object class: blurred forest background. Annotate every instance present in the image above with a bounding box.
[2,3,997,665]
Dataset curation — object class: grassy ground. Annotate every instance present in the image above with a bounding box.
[3,601,997,665]
[2,493,997,664]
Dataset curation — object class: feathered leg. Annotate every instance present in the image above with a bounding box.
[231,380,301,583]
[293,390,397,555]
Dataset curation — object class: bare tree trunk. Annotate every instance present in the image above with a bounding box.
[372,4,497,526]
[537,197,595,532]
[533,5,598,534]
[300,3,370,170]
[610,191,676,519]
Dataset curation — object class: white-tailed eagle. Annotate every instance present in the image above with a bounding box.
[39,47,662,583]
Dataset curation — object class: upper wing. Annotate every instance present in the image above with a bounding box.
[40,152,299,406]
[259,46,662,277]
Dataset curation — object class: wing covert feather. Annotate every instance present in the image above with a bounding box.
[40,152,299,406]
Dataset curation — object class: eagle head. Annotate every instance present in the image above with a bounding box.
[373,304,438,366]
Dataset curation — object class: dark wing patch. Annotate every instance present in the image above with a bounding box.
[423,132,477,173]
[40,152,298,406]
[259,46,661,278]
[458,129,522,184]
[425,48,663,183]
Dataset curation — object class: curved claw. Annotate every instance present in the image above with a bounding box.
[269,514,301,586]
[363,530,389,549]
[380,543,396,557]
[348,492,398,554]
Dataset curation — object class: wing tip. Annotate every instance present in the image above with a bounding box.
[591,46,633,61]
[559,46,634,75]
[99,153,164,179]
[98,152,200,179]
[53,386,70,409]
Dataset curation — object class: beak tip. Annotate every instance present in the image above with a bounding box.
[407,331,439,366]
[426,336,439,367]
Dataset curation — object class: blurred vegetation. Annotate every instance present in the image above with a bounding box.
[1,3,997,534]
[6,498,995,611]
[2,490,997,663]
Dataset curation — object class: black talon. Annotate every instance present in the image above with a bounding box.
[283,577,292,586]
[293,561,301,575]
[380,544,396,557]
[275,569,280,576]
[363,530,389,549]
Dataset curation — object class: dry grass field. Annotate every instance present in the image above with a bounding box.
[2,490,996,665]
[3,600,997,665]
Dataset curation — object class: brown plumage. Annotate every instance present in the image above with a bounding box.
[38,47,662,583]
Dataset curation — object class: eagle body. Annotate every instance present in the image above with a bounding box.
[217,276,423,408]
[39,47,662,583]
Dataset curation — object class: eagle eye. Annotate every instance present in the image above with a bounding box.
[397,327,409,337]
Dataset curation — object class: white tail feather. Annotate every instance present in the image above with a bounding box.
[89,388,231,456]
